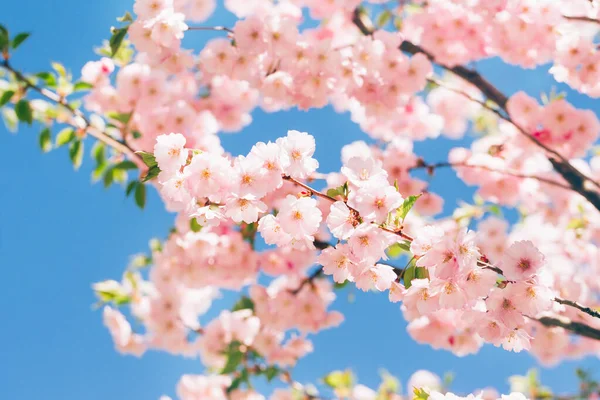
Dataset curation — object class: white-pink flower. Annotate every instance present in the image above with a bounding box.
[154,133,188,173]
[277,130,319,179]
[500,240,545,281]
[326,201,357,240]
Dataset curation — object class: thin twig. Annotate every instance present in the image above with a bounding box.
[187,25,233,33]
[532,315,600,341]
[411,159,572,191]
[563,15,600,24]
[555,297,600,320]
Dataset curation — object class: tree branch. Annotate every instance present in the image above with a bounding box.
[533,316,600,341]
[351,8,600,212]
[555,297,600,320]
[0,60,144,167]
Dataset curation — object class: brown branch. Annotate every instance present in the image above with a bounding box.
[187,25,233,33]
[532,316,600,341]
[563,15,600,25]
[411,160,572,191]
[0,60,144,167]
[555,297,600,320]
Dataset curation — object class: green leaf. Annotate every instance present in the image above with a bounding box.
[190,217,203,232]
[376,10,392,27]
[0,90,15,107]
[125,180,138,197]
[334,281,349,290]
[136,151,158,168]
[109,26,129,57]
[73,81,94,92]
[232,296,254,312]
[221,349,244,374]
[487,204,502,217]
[92,141,105,164]
[326,182,349,199]
[403,264,415,289]
[396,194,422,222]
[35,72,57,87]
[55,127,75,147]
[117,11,134,22]
[0,25,9,52]
[39,127,52,152]
[11,32,30,50]
[227,369,249,393]
[15,99,33,124]
[264,366,280,382]
[413,388,430,400]
[2,107,18,132]
[135,183,146,209]
[113,160,138,171]
[387,240,411,258]
[69,140,84,170]
[51,62,67,78]
[142,165,161,182]
[323,370,353,390]
[107,111,132,125]
[132,130,142,139]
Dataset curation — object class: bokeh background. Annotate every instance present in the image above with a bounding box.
[1,1,598,399]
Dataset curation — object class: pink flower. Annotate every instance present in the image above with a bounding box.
[147,9,188,50]
[224,195,267,224]
[185,153,234,202]
[318,244,354,283]
[258,215,292,247]
[351,185,403,223]
[233,16,268,55]
[501,328,532,353]
[500,240,545,281]
[277,130,319,179]
[354,263,396,291]
[403,279,439,316]
[326,201,357,240]
[278,195,323,240]
[154,133,188,173]
[133,0,172,19]
[341,156,388,188]
[347,224,390,262]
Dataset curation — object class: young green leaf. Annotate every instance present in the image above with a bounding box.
[142,165,161,182]
[39,127,52,152]
[11,32,30,49]
[125,180,138,197]
[135,183,146,209]
[136,151,158,168]
[231,296,254,312]
[51,62,67,78]
[35,72,57,88]
[113,160,138,171]
[220,350,243,374]
[107,111,132,125]
[0,25,9,52]
[117,11,134,22]
[109,26,129,57]
[69,140,84,170]
[15,99,33,124]
[73,81,94,92]
[190,217,203,232]
[55,127,75,147]
[0,90,15,107]
[397,194,422,221]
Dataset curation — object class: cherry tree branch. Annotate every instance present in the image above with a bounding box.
[554,297,600,319]
[563,15,600,25]
[532,316,600,341]
[410,160,572,191]
[187,25,233,33]
[351,8,600,212]
[0,60,144,167]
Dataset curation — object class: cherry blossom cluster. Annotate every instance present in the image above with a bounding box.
[160,367,540,399]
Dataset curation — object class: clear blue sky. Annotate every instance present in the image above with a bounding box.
[1,1,598,399]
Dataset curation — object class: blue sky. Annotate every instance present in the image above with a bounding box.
[1,1,599,399]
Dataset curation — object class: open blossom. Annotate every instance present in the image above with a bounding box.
[351,185,403,223]
[341,156,388,188]
[154,132,188,173]
[500,241,545,281]
[224,195,267,224]
[277,195,322,241]
[347,223,390,262]
[277,130,319,179]
[326,201,357,240]
[318,244,353,283]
